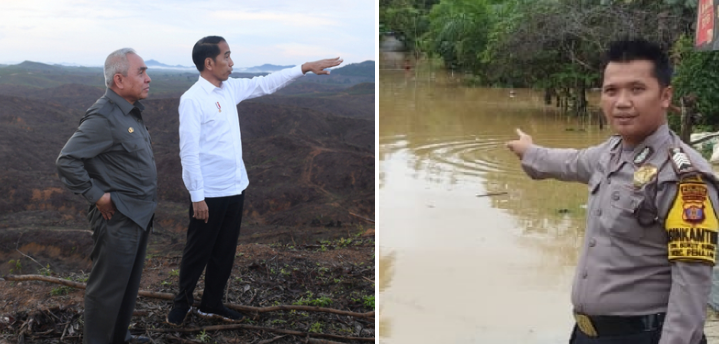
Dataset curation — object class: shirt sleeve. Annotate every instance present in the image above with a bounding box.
[657,180,716,344]
[178,97,205,202]
[228,65,304,103]
[55,114,113,204]
[520,142,608,184]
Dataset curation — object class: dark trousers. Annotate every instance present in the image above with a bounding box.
[569,325,707,344]
[173,193,244,310]
[84,207,149,344]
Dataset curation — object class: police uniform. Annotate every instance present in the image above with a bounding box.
[57,88,157,344]
[521,124,717,344]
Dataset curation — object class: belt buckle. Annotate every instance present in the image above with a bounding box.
[574,313,598,337]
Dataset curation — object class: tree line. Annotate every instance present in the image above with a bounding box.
[380,0,719,130]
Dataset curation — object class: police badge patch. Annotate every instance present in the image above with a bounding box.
[633,164,658,188]
[665,175,719,265]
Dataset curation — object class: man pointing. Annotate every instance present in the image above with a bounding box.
[167,35,342,325]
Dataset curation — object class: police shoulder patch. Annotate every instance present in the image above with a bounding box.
[665,175,719,265]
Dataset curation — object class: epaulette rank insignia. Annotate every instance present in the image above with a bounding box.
[669,147,696,175]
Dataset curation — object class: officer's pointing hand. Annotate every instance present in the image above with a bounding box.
[505,128,533,159]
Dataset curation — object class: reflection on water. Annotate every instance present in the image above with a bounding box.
[379,250,394,341]
[378,58,611,344]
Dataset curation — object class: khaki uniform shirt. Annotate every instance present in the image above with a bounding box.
[521,124,717,344]
[56,89,157,230]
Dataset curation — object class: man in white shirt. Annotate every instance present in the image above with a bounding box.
[166,35,342,325]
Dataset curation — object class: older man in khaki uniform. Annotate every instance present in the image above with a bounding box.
[507,39,717,344]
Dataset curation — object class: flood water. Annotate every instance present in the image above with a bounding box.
[378,54,612,344]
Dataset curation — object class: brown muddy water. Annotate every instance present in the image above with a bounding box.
[378,54,615,344]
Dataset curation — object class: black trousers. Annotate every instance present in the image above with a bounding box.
[569,325,707,344]
[84,207,149,344]
[173,193,244,310]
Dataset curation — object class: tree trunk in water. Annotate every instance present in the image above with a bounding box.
[680,97,693,144]
[576,83,587,116]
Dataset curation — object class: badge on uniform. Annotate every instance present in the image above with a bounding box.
[128,127,134,133]
[633,164,657,188]
[633,146,654,165]
[216,102,221,113]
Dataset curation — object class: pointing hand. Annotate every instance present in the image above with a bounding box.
[505,128,533,159]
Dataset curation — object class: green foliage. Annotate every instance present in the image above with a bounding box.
[38,264,52,276]
[8,259,21,274]
[196,329,210,343]
[50,286,73,296]
[363,295,375,308]
[293,291,333,307]
[309,322,324,333]
[672,34,719,128]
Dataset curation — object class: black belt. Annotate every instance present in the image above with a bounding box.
[574,312,666,337]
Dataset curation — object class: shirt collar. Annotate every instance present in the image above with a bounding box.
[611,124,671,165]
[197,75,223,94]
[104,88,145,115]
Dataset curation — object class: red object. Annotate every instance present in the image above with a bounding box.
[696,0,715,47]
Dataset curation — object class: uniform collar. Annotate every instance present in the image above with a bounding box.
[610,124,671,170]
[198,75,223,94]
[104,88,145,115]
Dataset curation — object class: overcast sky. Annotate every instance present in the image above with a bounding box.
[0,0,376,68]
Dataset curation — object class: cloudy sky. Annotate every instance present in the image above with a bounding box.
[0,0,376,68]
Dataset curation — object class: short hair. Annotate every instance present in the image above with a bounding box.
[601,38,672,88]
[192,36,226,72]
[104,48,137,88]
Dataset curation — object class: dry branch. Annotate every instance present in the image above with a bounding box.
[4,274,374,319]
[148,323,374,342]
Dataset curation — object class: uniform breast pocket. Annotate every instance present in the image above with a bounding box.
[120,139,146,175]
[602,186,646,240]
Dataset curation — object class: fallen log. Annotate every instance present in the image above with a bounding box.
[4,274,374,319]
[148,323,374,342]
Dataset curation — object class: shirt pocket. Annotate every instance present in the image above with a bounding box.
[603,186,646,240]
[119,139,146,176]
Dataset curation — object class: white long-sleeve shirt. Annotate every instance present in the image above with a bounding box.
[178,66,304,202]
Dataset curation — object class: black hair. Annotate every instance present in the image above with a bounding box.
[601,38,672,88]
[192,36,226,72]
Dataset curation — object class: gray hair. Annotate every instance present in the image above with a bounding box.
[104,48,137,88]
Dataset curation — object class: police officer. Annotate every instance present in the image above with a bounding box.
[506,39,717,344]
[57,48,155,344]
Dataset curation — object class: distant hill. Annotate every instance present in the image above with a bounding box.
[0,60,374,93]
[241,64,295,73]
[330,61,374,77]
[145,59,194,69]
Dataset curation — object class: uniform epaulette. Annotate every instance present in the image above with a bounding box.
[669,147,698,177]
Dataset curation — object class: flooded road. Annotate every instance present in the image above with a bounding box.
[378,56,611,344]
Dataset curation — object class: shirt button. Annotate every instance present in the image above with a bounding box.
[612,192,620,201]
[582,271,588,279]
[594,209,602,216]
[607,178,612,185]
[589,238,596,247]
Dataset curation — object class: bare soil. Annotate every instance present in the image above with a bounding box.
[0,229,375,344]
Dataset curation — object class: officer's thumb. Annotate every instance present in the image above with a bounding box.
[516,128,528,138]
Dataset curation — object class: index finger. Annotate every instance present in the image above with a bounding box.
[516,128,527,137]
